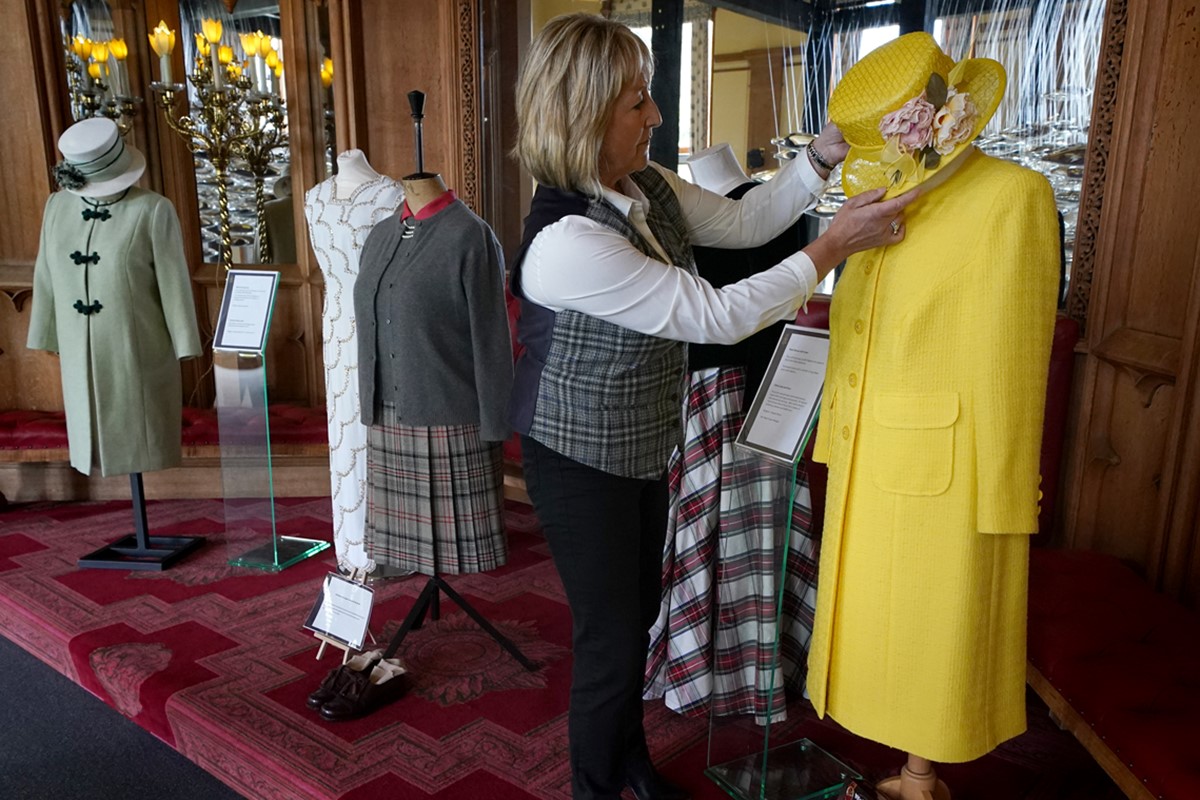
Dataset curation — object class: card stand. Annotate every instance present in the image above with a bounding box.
[214,349,329,571]
[312,568,378,664]
[703,454,860,800]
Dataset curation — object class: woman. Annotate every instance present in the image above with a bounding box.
[509,14,916,800]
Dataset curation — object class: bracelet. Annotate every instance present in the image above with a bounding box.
[807,141,835,172]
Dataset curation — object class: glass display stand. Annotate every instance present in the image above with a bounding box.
[214,350,330,571]
[704,453,861,800]
[211,269,329,572]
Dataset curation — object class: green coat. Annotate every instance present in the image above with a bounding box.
[26,187,201,477]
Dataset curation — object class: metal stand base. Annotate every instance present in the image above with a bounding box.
[78,473,204,571]
[383,575,538,672]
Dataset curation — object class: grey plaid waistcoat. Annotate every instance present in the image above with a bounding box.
[510,167,696,479]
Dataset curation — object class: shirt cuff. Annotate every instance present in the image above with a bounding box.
[781,252,818,314]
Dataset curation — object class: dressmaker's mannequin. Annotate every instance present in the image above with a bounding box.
[303,151,405,575]
[353,163,512,576]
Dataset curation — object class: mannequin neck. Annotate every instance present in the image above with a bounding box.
[334,149,383,194]
[401,173,449,216]
[83,188,130,204]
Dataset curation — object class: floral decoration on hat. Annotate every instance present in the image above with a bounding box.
[878,73,979,188]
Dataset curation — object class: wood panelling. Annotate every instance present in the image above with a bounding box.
[337,0,481,210]
[0,1,61,412]
[1063,0,1200,606]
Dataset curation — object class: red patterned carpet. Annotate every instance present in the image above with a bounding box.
[0,498,1122,799]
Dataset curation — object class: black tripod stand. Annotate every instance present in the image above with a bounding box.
[380,573,537,671]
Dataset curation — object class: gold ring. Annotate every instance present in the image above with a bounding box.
[890,219,901,236]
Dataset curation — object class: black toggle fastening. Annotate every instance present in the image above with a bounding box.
[82,208,112,222]
[73,299,103,316]
[70,251,101,266]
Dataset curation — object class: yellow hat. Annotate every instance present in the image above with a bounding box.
[830,32,1006,198]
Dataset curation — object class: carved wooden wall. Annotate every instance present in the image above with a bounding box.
[1062,0,1200,608]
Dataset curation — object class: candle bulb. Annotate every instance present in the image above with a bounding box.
[109,38,128,96]
[201,18,223,89]
[148,21,176,85]
[257,34,273,94]
[265,49,280,95]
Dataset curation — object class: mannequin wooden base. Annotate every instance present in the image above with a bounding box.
[876,755,951,800]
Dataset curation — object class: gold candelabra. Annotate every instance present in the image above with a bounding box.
[65,34,141,136]
[149,20,288,269]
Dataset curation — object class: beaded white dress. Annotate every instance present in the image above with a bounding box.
[304,166,404,573]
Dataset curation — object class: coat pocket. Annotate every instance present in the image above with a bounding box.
[871,392,959,496]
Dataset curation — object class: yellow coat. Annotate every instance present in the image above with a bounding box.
[806,150,1059,762]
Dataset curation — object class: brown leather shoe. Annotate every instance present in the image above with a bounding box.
[306,650,383,710]
[319,658,408,721]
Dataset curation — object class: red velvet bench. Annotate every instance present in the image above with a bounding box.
[1027,549,1200,800]
[0,405,331,503]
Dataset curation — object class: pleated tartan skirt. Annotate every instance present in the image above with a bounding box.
[365,402,507,575]
[645,367,820,721]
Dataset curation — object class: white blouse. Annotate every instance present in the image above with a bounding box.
[520,155,827,346]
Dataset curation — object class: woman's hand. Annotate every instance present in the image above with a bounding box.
[810,122,849,170]
[803,187,920,280]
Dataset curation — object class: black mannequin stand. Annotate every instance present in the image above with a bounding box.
[77,472,204,570]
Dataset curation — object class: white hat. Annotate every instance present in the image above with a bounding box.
[686,143,751,196]
[54,118,146,197]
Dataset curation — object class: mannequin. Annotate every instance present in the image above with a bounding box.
[352,159,512,576]
[646,142,820,719]
[353,152,531,673]
[333,149,384,195]
[303,149,405,575]
[262,168,296,264]
[28,117,203,568]
[808,35,1060,799]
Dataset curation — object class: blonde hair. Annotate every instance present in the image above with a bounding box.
[514,13,653,198]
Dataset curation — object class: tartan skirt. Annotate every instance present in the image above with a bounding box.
[644,367,820,721]
[365,402,507,575]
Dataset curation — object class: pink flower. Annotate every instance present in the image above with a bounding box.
[933,88,979,154]
[879,93,936,154]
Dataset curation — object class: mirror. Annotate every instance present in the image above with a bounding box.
[176,0,295,265]
[60,0,141,135]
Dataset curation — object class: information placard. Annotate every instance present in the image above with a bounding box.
[302,573,375,651]
[735,325,829,465]
[213,269,279,353]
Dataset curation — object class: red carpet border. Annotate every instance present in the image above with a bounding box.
[0,498,1122,799]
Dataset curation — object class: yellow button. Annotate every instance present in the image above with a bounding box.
[864,261,874,275]
[854,320,864,334]
[841,426,850,440]
[848,373,858,387]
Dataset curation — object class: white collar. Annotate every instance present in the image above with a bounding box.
[601,175,649,219]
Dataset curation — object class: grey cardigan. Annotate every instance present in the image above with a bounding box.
[354,199,513,441]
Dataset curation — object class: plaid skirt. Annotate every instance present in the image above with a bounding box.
[644,367,820,721]
[365,402,507,575]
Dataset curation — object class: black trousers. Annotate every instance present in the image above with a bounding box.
[520,435,669,800]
